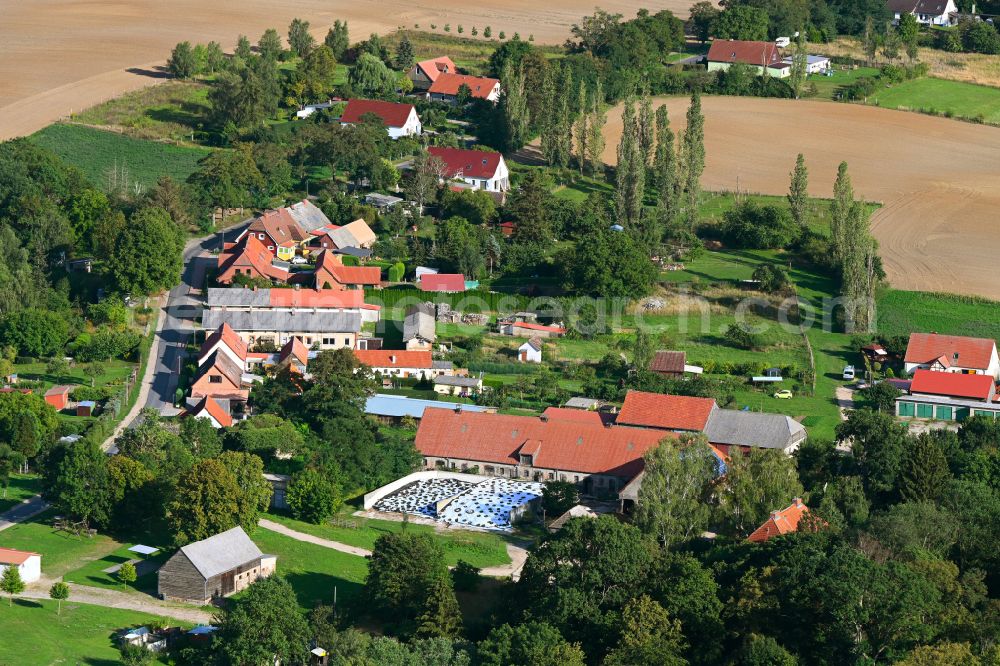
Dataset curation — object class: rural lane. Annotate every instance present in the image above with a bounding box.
[22,579,214,625]
[257,519,532,581]
[0,496,50,533]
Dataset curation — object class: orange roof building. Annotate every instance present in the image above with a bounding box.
[747,498,813,542]
[217,234,291,285]
[904,332,999,378]
[189,396,234,428]
[616,390,718,432]
[408,56,457,90]
[314,251,381,290]
[415,408,672,489]
[198,322,248,369]
[428,73,501,102]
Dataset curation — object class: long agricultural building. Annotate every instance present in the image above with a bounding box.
[201,309,361,350]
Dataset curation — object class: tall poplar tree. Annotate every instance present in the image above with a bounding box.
[615,99,644,228]
[682,91,705,229]
[788,153,808,228]
[830,161,853,262]
[573,80,589,174]
[500,62,530,152]
[638,92,655,169]
[586,80,607,177]
[555,66,574,169]
[540,68,560,166]
[653,105,677,229]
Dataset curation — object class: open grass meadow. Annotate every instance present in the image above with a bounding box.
[72,79,212,142]
[869,76,1000,124]
[32,123,212,190]
[264,512,511,568]
[0,510,120,577]
[250,528,369,612]
[876,289,1000,342]
[0,474,41,515]
[0,599,177,665]
[63,542,171,595]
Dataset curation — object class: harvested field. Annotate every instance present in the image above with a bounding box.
[598,96,1000,300]
[0,0,692,141]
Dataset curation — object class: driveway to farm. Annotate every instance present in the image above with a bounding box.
[595,96,1000,300]
[0,496,49,533]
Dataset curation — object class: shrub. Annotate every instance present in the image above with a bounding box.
[451,560,481,592]
[286,468,342,524]
[724,322,764,350]
[720,201,798,249]
[387,261,405,283]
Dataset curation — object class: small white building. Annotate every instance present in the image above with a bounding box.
[0,547,41,583]
[518,338,542,363]
[427,147,510,193]
[296,102,335,119]
[433,374,483,397]
[782,54,831,74]
[886,0,958,25]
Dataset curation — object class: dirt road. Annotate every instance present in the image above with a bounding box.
[600,96,1000,300]
[0,0,691,141]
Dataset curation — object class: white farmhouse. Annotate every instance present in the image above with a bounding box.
[886,0,957,25]
[427,147,510,193]
[0,547,41,583]
[340,99,422,139]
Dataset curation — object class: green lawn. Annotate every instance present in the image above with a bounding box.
[0,599,178,665]
[13,358,135,393]
[263,512,511,568]
[32,123,212,190]
[63,543,171,594]
[807,66,880,100]
[250,528,369,611]
[870,76,1000,124]
[0,474,42,515]
[0,510,120,577]
[877,289,1000,341]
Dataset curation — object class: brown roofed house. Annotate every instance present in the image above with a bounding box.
[407,56,457,90]
[190,351,248,402]
[314,250,381,290]
[217,234,291,285]
[650,351,686,377]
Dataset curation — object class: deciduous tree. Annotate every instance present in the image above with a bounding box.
[288,18,316,57]
[636,434,717,546]
[217,576,311,665]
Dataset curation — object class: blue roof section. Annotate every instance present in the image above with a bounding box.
[365,393,490,419]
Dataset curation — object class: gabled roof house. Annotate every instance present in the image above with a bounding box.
[616,390,718,432]
[427,74,501,103]
[198,323,248,370]
[407,56,457,90]
[886,0,957,25]
[427,146,510,193]
[403,303,436,350]
[158,527,276,604]
[217,234,291,285]
[314,250,381,290]
[707,39,790,78]
[747,498,813,542]
[341,99,422,139]
[903,332,999,379]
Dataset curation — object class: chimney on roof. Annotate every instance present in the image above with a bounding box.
[539,415,548,422]
[793,497,803,507]
[390,355,396,364]
[294,284,300,290]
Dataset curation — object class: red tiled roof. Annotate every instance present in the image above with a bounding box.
[418,273,466,293]
[0,547,38,565]
[748,498,810,543]
[279,338,310,368]
[542,407,605,426]
[428,73,500,99]
[199,323,248,362]
[616,390,717,431]
[197,351,244,389]
[707,39,783,66]
[315,250,381,287]
[904,332,996,371]
[354,349,433,369]
[192,396,233,428]
[512,322,566,334]
[217,234,290,283]
[428,146,503,180]
[246,208,310,245]
[341,99,415,128]
[268,288,365,309]
[909,369,994,400]
[651,351,686,373]
[415,408,673,477]
[414,56,456,83]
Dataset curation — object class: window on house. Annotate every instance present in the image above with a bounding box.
[344,338,350,346]
[258,233,265,240]
[209,376,222,384]
[574,475,580,483]
[268,246,274,251]
[520,454,532,466]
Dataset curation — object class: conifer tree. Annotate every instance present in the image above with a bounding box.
[415,576,463,638]
[653,105,677,228]
[586,80,607,178]
[788,153,808,228]
[681,91,705,229]
[899,434,952,503]
[395,35,415,71]
[789,32,808,99]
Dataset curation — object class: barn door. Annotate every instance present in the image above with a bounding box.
[221,570,235,595]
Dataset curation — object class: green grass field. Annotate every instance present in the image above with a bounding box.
[264,512,511,568]
[63,542,171,594]
[807,66,880,100]
[0,599,177,664]
[870,77,1000,124]
[877,289,1000,341]
[32,123,212,190]
[0,510,120,577]
[0,475,41,515]
[250,528,369,611]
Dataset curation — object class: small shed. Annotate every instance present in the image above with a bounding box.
[76,400,96,417]
[518,337,543,363]
[44,385,73,411]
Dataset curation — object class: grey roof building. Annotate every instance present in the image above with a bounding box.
[158,527,276,603]
[203,309,362,334]
[206,288,270,308]
[433,375,482,388]
[287,199,332,234]
[703,409,807,453]
[403,303,436,349]
[564,397,601,410]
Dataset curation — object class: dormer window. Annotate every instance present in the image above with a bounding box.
[520,454,533,465]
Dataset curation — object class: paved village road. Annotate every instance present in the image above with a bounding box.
[0,495,49,533]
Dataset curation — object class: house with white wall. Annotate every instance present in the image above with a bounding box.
[427,147,510,193]
[886,0,957,25]
[903,332,1000,379]
[340,99,422,139]
[0,547,41,583]
[518,338,542,363]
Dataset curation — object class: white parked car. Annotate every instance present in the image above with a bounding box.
[843,365,856,380]
[290,255,309,265]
